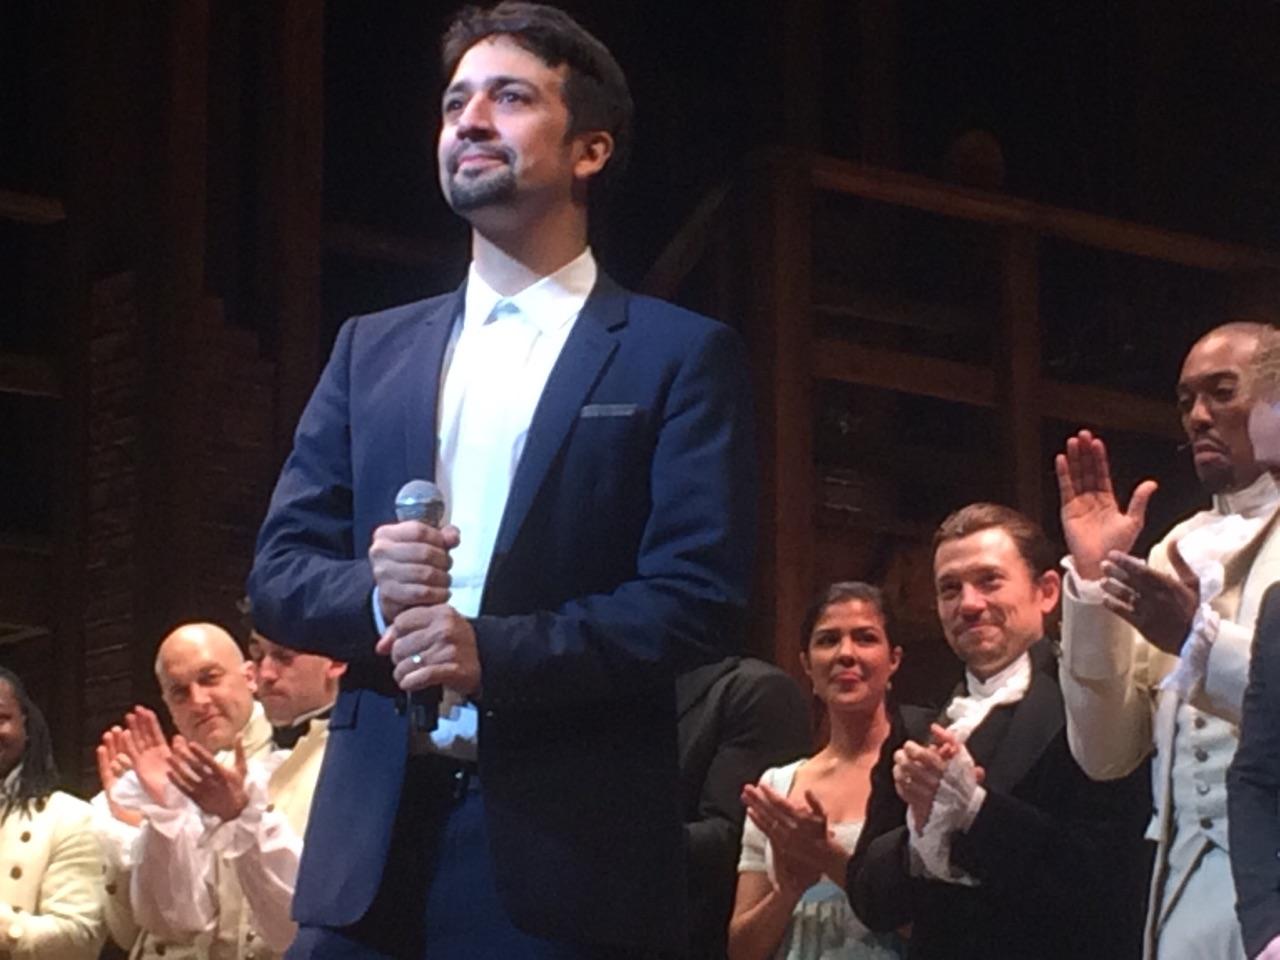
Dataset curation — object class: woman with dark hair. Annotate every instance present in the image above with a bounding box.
[728,584,905,960]
[0,668,105,959]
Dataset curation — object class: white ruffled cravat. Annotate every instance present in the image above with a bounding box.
[909,651,1033,885]
[1160,506,1273,697]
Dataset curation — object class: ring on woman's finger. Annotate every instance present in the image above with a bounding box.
[411,653,423,666]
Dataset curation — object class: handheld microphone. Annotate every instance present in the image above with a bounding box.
[395,479,445,527]
[394,479,446,732]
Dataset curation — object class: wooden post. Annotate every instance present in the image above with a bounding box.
[998,228,1043,520]
[744,151,815,678]
[256,0,325,461]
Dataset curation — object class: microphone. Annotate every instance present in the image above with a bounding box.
[394,479,446,732]
[395,479,445,527]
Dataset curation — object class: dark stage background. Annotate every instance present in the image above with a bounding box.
[2,0,1279,789]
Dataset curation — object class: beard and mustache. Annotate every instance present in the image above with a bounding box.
[442,143,518,212]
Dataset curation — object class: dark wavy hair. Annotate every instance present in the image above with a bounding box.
[0,668,58,822]
[441,2,634,212]
[800,581,897,648]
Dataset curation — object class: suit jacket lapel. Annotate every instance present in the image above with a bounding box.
[978,649,1064,794]
[403,286,465,484]
[492,275,626,556]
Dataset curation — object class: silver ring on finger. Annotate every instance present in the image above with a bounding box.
[411,653,423,666]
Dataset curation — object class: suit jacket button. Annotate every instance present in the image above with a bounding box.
[8,867,19,880]
[106,883,117,895]
[18,832,29,843]
[1200,817,1213,829]
[1194,748,1208,762]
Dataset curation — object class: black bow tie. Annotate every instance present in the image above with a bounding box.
[271,709,330,750]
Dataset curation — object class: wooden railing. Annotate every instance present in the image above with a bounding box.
[644,148,1280,675]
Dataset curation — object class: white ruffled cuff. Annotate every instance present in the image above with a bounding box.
[907,748,983,887]
[1061,556,1108,605]
[1159,603,1221,698]
[89,791,142,870]
[110,770,197,839]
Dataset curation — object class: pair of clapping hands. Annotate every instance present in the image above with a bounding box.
[893,724,985,833]
[740,783,852,896]
[1058,429,1200,655]
[96,707,248,825]
[369,520,482,697]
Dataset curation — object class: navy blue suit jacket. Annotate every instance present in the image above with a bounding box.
[1229,582,1280,959]
[248,274,756,952]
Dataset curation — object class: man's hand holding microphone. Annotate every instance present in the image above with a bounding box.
[371,481,482,710]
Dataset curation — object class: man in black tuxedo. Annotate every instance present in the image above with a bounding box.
[846,503,1150,960]
[676,657,811,959]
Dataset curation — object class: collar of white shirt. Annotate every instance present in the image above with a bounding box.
[462,246,599,336]
[1212,469,1280,519]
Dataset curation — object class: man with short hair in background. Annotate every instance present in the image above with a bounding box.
[847,503,1149,960]
[96,619,342,959]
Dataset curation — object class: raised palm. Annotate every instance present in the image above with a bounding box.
[121,706,174,805]
[1055,430,1157,579]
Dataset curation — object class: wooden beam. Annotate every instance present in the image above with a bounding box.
[641,182,731,298]
[811,338,1182,439]
[0,353,62,398]
[0,189,67,225]
[1040,381,1179,439]
[809,155,1280,274]
[812,339,997,407]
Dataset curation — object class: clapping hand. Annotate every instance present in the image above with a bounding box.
[894,725,984,832]
[95,726,141,826]
[120,707,174,806]
[167,736,249,822]
[1099,541,1200,656]
[741,783,850,891]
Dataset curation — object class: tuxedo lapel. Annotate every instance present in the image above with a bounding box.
[403,286,464,483]
[978,659,1063,794]
[492,276,626,556]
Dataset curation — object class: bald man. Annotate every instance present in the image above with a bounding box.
[95,623,272,960]
[120,621,341,960]
[1057,321,1280,959]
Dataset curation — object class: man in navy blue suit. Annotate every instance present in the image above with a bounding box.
[248,3,756,958]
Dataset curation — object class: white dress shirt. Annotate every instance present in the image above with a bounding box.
[381,247,598,758]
